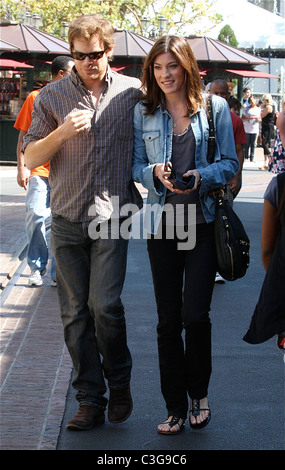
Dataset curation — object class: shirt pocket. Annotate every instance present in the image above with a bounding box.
[143,131,161,161]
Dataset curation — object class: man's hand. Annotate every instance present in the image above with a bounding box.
[60,110,94,140]
[17,165,29,190]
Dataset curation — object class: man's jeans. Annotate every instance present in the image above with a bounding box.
[25,175,56,280]
[51,214,131,408]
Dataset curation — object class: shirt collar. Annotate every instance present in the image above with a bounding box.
[70,64,112,90]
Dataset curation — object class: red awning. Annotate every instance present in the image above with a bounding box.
[110,64,131,72]
[0,59,34,69]
[226,69,279,79]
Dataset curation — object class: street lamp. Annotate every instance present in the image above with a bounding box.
[141,16,150,34]
[32,13,41,29]
[61,21,69,40]
[158,15,167,36]
[140,15,167,38]
[24,12,32,26]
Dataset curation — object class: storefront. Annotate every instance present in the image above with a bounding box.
[0,21,71,164]
[0,60,34,163]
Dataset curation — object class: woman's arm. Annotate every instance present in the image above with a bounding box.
[261,104,273,119]
[261,199,278,270]
[276,112,285,148]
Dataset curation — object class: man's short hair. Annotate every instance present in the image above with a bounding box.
[51,56,73,77]
[68,14,114,52]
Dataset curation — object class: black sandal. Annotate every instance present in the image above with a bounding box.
[189,399,211,430]
[157,415,185,435]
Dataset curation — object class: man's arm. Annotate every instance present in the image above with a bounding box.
[229,143,244,194]
[24,109,94,170]
[16,130,29,190]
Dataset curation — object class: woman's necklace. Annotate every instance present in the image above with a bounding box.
[170,108,187,129]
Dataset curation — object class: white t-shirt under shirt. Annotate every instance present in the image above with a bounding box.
[243,106,261,134]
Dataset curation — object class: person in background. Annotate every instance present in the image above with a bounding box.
[268,95,285,174]
[209,80,245,198]
[209,79,246,283]
[243,170,285,353]
[242,95,261,162]
[14,55,74,287]
[260,93,275,170]
[228,96,242,116]
[23,14,142,431]
[242,87,252,111]
[132,36,238,435]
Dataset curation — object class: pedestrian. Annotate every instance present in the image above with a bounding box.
[209,79,246,283]
[268,95,285,174]
[243,171,285,353]
[228,96,242,116]
[260,93,275,170]
[242,95,261,162]
[209,79,245,198]
[132,36,238,434]
[23,14,142,430]
[242,87,252,111]
[14,55,74,287]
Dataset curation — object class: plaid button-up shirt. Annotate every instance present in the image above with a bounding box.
[23,66,143,222]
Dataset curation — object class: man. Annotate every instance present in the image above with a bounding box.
[209,79,246,283]
[242,87,252,110]
[209,79,246,197]
[23,15,142,430]
[14,56,74,286]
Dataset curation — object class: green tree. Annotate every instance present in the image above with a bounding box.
[1,0,222,38]
[218,24,238,47]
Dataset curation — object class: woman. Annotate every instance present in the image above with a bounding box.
[268,95,285,174]
[132,36,238,434]
[260,93,275,170]
[243,171,285,352]
[242,95,261,162]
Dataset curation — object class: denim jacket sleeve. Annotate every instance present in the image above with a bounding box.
[132,102,167,196]
[198,95,239,196]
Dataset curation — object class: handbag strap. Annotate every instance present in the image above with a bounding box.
[206,94,216,164]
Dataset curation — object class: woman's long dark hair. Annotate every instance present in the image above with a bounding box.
[140,36,204,116]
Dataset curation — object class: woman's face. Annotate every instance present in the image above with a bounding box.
[153,52,185,96]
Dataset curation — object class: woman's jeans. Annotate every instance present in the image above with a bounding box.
[51,214,131,409]
[25,175,56,280]
[147,222,217,418]
[245,133,257,161]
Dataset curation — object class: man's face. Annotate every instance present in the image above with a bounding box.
[64,60,74,76]
[209,82,229,101]
[72,35,112,86]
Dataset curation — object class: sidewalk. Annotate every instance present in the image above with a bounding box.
[0,150,282,451]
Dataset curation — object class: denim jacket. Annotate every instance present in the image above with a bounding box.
[132,94,239,234]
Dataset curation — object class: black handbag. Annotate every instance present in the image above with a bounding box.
[206,94,250,281]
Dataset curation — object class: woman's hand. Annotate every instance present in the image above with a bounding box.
[153,162,173,190]
[154,164,201,193]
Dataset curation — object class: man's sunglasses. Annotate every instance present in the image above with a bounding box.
[71,47,108,61]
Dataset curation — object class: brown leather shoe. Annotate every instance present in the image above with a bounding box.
[66,405,105,430]
[108,385,133,423]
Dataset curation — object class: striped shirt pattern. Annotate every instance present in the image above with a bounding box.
[23,66,143,222]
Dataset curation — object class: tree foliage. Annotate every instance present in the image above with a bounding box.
[218,24,238,47]
[1,0,223,38]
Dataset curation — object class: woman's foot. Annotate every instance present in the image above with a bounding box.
[157,415,185,435]
[189,397,211,429]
